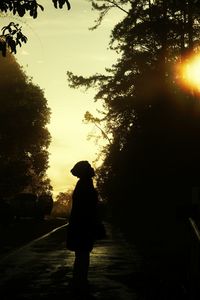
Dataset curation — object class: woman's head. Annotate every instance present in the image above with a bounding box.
[71,161,95,178]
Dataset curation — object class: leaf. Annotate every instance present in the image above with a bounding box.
[52,0,58,8]
[21,35,28,43]
[33,9,37,19]
[38,4,44,11]
[52,0,71,10]
[66,0,71,10]
[17,6,25,17]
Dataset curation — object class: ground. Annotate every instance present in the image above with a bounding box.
[0,217,67,259]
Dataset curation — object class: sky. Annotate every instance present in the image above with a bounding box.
[0,0,124,198]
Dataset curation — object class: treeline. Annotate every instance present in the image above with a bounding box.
[0,51,52,222]
[67,0,200,260]
[51,191,72,219]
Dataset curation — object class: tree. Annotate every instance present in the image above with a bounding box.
[0,0,71,56]
[67,0,200,262]
[51,190,72,218]
[68,0,200,187]
[0,52,52,198]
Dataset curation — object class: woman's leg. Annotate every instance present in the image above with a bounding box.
[73,250,90,285]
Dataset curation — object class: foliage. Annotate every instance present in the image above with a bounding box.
[51,191,72,218]
[88,0,129,30]
[68,0,200,181]
[67,0,200,248]
[0,0,71,56]
[56,191,72,206]
[0,23,27,56]
[0,52,52,197]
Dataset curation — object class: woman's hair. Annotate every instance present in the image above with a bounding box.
[71,160,95,178]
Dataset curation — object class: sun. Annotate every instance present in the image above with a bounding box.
[176,53,200,93]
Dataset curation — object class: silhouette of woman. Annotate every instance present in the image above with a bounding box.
[66,160,98,290]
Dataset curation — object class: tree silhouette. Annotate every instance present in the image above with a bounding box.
[0,52,52,198]
[67,0,200,258]
[52,190,72,218]
[0,0,71,56]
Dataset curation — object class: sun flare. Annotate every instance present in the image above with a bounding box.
[176,53,200,93]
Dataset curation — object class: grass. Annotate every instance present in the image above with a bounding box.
[0,216,67,259]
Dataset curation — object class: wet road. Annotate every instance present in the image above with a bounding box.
[0,224,144,300]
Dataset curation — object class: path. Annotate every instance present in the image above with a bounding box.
[0,224,145,300]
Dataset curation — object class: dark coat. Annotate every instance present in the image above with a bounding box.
[66,178,98,252]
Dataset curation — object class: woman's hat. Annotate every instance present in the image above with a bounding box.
[71,160,95,178]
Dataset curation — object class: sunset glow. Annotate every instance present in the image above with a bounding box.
[0,1,122,198]
[176,53,200,93]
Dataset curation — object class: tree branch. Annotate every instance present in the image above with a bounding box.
[106,0,128,14]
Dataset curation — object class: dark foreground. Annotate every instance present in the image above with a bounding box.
[0,217,67,259]
[0,223,192,300]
